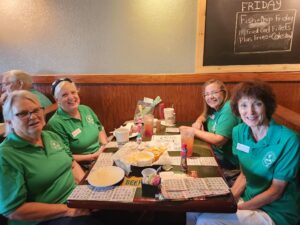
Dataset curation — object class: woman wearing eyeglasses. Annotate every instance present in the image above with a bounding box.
[46,78,108,166]
[0,90,105,225]
[180,79,240,181]
[187,81,300,225]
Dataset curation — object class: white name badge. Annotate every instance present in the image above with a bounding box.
[72,128,81,138]
[237,143,250,153]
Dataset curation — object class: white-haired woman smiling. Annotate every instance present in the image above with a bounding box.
[46,78,108,166]
[0,90,106,225]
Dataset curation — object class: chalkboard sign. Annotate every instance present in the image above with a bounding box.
[203,0,300,66]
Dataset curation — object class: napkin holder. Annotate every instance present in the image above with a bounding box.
[141,183,159,198]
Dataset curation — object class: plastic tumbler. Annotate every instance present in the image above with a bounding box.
[143,114,154,138]
[180,127,194,157]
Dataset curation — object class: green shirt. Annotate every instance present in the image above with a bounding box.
[206,101,240,168]
[46,105,103,155]
[233,120,300,225]
[29,89,52,108]
[0,131,75,225]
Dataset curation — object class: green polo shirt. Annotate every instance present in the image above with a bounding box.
[233,119,300,225]
[29,89,52,108]
[46,105,103,155]
[206,101,240,168]
[0,131,75,225]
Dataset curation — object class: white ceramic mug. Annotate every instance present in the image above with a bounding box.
[163,108,175,125]
[114,128,129,145]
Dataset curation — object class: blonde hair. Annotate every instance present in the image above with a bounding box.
[202,79,229,120]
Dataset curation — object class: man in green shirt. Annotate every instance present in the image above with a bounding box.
[0,70,53,109]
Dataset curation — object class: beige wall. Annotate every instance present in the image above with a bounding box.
[0,0,197,74]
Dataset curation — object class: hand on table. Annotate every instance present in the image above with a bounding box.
[90,146,105,161]
[192,121,204,130]
[65,207,91,217]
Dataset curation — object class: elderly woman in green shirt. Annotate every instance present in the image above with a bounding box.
[46,78,108,165]
[0,90,106,225]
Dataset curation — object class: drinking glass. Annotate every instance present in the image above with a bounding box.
[143,114,154,138]
[180,127,194,157]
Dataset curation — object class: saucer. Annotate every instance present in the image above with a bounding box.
[161,120,175,127]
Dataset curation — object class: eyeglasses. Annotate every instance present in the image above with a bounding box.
[203,90,224,98]
[51,78,73,95]
[14,107,44,119]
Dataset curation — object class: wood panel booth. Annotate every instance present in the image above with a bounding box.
[30,72,300,134]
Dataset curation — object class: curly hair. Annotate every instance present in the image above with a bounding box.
[230,80,276,120]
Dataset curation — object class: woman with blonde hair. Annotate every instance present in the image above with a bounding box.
[187,80,300,225]
[181,79,240,172]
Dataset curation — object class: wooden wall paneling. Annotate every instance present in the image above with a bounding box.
[31,72,300,84]
[74,83,205,132]
[270,82,300,112]
[30,73,300,132]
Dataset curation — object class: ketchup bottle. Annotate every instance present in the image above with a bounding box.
[158,103,165,120]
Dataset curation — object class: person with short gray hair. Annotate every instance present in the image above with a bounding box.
[1,70,52,108]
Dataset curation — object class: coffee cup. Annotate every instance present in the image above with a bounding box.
[163,108,175,126]
[114,128,129,146]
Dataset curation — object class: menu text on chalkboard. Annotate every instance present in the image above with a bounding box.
[203,0,300,66]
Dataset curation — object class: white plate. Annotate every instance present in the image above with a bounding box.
[161,120,175,127]
[129,132,138,138]
[113,131,138,139]
[87,166,125,187]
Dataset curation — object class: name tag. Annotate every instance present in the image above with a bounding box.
[72,128,81,138]
[237,143,250,153]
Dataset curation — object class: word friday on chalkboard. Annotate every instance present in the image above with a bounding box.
[204,0,300,66]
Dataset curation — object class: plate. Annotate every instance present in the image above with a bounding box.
[87,166,125,187]
[161,120,175,127]
[113,131,138,139]
[129,132,138,138]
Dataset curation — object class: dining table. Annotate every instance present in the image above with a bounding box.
[67,122,237,215]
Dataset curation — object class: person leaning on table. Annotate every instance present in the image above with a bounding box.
[181,79,240,185]
[187,80,300,225]
[0,90,106,225]
[45,78,108,166]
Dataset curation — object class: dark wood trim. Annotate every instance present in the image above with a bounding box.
[31,72,300,84]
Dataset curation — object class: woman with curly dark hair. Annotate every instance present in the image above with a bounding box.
[187,80,300,225]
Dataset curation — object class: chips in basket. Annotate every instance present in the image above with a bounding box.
[145,146,167,161]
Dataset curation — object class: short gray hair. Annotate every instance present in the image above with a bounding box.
[3,90,40,135]
[2,70,33,90]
